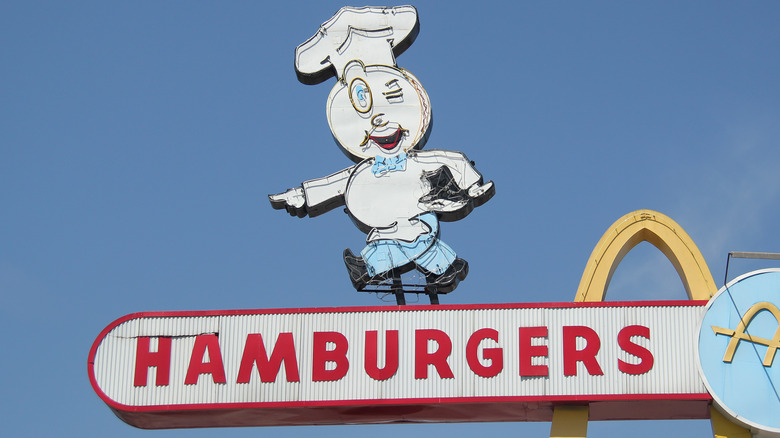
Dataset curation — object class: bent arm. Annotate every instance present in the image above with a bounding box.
[414,150,495,220]
[415,149,485,189]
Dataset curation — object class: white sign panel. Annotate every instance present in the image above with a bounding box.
[89,301,710,429]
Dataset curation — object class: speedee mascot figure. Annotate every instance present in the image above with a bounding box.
[270,6,494,294]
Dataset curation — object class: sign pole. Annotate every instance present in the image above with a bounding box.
[392,273,406,305]
[550,406,588,438]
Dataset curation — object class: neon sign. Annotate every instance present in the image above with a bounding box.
[269,6,494,296]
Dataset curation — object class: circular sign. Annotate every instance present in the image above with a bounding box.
[697,268,780,434]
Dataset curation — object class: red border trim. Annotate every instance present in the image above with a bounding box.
[97,299,710,323]
[88,300,710,428]
[100,393,713,414]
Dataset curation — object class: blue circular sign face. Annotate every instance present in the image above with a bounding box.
[698,269,780,433]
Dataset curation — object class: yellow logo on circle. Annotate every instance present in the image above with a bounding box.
[711,301,780,367]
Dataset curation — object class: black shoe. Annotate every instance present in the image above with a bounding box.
[343,249,371,290]
[425,258,469,293]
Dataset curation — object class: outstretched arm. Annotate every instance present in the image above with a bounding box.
[268,166,355,218]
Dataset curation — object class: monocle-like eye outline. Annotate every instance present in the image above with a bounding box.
[349,77,373,114]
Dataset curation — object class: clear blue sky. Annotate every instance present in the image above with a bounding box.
[2,1,779,436]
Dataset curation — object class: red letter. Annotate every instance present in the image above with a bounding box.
[563,326,604,376]
[365,330,399,381]
[312,331,350,382]
[185,334,226,385]
[237,333,300,383]
[415,329,454,379]
[134,337,172,387]
[518,326,549,377]
[618,325,654,375]
[466,328,503,378]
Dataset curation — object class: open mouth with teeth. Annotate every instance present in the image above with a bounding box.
[368,127,406,150]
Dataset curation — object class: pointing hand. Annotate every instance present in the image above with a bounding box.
[269,187,307,218]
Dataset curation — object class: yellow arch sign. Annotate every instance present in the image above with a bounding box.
[574,209,716,302]
[551,209,749,438]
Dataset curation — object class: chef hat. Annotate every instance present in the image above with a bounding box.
[295,5,420,85]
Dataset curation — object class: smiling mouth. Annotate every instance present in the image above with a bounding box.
[368,127,406,150]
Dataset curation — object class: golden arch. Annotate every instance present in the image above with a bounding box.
[574,209,717,302]
[551,210,749,438]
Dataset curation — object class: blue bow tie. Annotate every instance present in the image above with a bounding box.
[371,153,407,175]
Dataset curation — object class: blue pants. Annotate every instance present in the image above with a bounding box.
[361,213,456,276]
